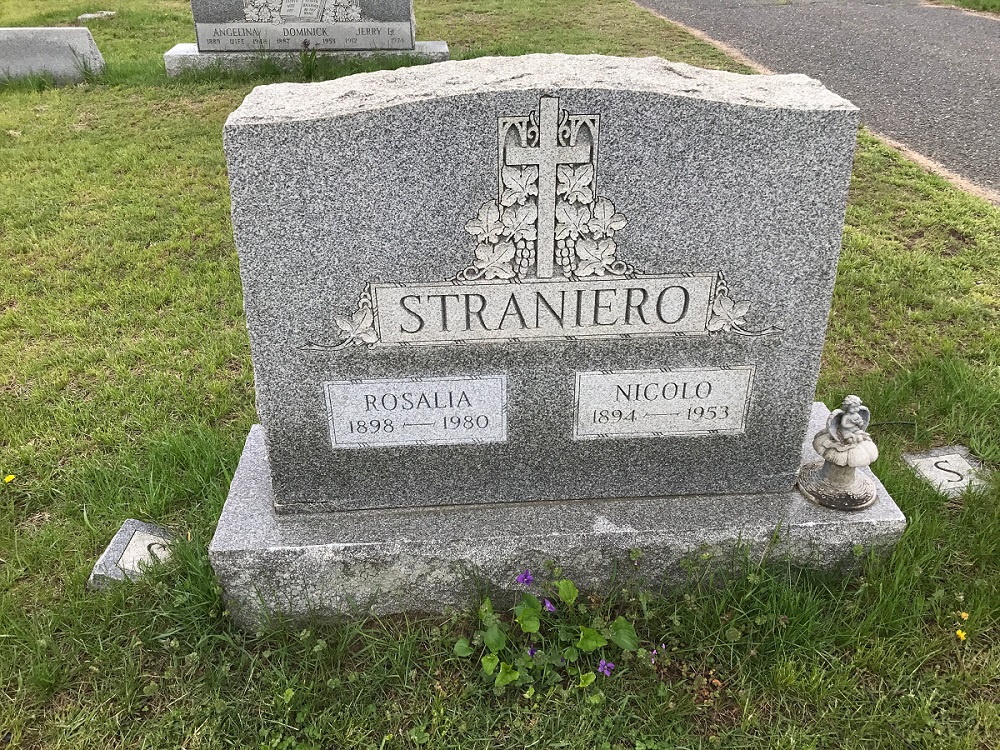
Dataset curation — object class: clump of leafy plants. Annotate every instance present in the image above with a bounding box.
[453,569,640,692]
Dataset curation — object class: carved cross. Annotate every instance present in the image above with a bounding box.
[506,97,593,279]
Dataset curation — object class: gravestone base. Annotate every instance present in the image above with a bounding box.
[163,41,449,77]
[210,403,905,626]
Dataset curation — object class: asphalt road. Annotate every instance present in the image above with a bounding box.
[635,0,1000,197]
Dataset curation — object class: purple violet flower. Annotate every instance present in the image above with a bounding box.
[544,598,556,613]
[528,645,538,657]
[598,659,615,677]
[516,569,534,586]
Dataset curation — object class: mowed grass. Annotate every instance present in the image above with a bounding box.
[1,0,999,748]
[938,0,1000,13]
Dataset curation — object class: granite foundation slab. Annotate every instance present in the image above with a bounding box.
[210,403,906,625]
[164,40,448,76]
[0,27,105,84]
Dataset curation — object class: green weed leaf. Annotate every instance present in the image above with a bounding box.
[578,671,596,688]
[514,597,541,633]
[454,637,474,657]
[481,653,499,675]
[610,616,639,651]
[496,662,520,688]
[577,627,607,653]
[557,579,579,606]
[478,597,494,621]
[484,623,507,653]
[520,593,542,612]
[408,726,430,745]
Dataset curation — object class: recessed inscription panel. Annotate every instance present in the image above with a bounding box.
[324,375,507,449]
[193,0,414,52]
[372,275,717,346]
[196,22,414,52]
[574,367,755,440]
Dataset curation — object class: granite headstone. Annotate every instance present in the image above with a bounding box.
[0,27,105,84]
[211,54,906,622]
[165,0,448,75]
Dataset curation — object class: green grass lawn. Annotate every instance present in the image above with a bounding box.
[2,0,999,748]
[938,0,1000,13]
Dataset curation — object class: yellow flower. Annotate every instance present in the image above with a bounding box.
[956,629,967,641]
[3,475,13,483]
[960,612,969,621]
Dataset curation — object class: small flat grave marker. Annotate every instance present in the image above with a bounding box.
[78,11,116,22]
[88,519,173,590]
[902,446,989,497]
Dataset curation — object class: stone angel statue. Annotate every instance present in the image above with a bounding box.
[798,395,879,511]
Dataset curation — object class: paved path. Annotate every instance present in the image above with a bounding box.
[636,0,1000,198]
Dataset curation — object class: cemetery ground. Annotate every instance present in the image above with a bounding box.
[1,0,999,747]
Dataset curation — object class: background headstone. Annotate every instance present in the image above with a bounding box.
[165,0,448,75]
[0,28,105,84]
[191,0,414,53]
[88,519,174,590]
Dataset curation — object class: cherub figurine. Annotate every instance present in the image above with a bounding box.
[798,395,879,511]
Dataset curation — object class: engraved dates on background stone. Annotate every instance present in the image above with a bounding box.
[324,375,507,449]
[573,366,755,440]
[195,22,414,52]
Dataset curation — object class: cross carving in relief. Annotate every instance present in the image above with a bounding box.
[505,97,593,279]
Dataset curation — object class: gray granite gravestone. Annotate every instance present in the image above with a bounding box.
[0,28,105,84]
[211,54,906,623]
[164,0,448,75]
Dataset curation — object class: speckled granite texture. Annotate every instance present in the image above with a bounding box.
[210,403,905,624]
[0,27,105,84]
[223,55,859,513]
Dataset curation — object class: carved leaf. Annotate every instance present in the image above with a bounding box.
[707,293,751,332]
[356,327,379,344]
[500,166,539,207]
[465,201,504,244]
[352,305,374,333]
[587,197,627,238]
[556,164,595,205]
[474,240,517,280]
[502,202,538,242]
[555,202,592,240]
[331,297,377,347]
[575,238,617,277]
[333,314,356,334]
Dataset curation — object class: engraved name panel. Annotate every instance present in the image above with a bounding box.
[195,23,414,53]
[573,366,755,440]
[370,274,717,346]
[324,375,507,449]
